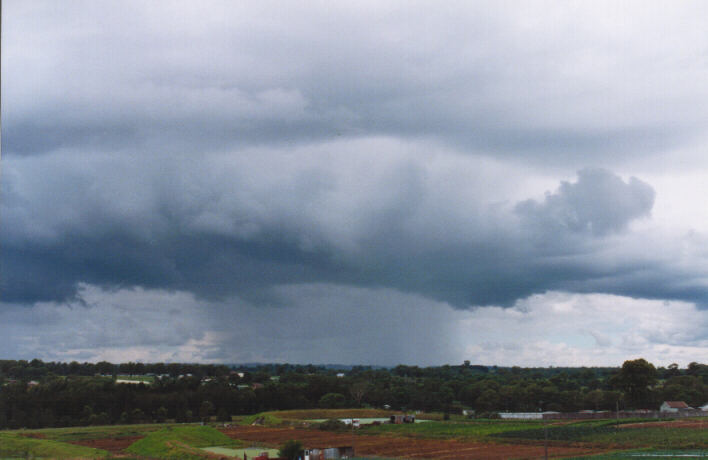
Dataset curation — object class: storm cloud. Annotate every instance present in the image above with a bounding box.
[516,169,655,237]
[3,1,708,364]
[0,149,694,308]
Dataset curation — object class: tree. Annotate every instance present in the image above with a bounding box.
[216,407,231,422]
[349,381,369,407]
[199,400,214,422]
[278,440,303,460]
[155,406,168,423]
[665,363,681,378]
[318,392,346,409]
[614,359,657,409]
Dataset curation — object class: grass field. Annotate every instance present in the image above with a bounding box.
[31,422,166,442]
[0,413,705,459]
[126,425,241,459]
[0,431,110,459]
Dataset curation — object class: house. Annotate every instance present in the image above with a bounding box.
[389,414,415,424]
[304,446,354,460]
[336,373,345,378]
[660,401,691,413]
[700,403,708,411]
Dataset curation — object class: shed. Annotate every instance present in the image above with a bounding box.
[389,414,415,424]
[304,446,354,460]
[660,401,691,412]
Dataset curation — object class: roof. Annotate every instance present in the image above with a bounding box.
[663,401,690,408]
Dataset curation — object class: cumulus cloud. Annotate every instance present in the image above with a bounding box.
[516,168,655,236]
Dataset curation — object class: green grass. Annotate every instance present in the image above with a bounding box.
[29,422,167,442]
[126,425,241,459]
[0,432,109,459]
[360,419,546,439]
[240,411,286,426]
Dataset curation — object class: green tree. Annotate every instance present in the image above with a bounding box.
[349,381,369,407]
[155,406,168,423]
[614,358,657,408]
[318,392,346,409]
[216,407,231,422]
[278,440,303,460]
[199,400,214,422]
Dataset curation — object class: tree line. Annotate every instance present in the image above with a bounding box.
[1,359,707,429]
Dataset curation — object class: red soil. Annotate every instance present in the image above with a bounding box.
[220,425,606,459]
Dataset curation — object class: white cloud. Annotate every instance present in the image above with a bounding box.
[459,291,708,367]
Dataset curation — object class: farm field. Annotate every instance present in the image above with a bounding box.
[0,431,109,459]
[220,425,608,459]
[495,419,708,450]
[0,414,706,459]
[360,419,549,439]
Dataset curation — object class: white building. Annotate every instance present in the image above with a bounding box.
[660,401,690,413]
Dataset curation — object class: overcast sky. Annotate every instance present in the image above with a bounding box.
[2,0,708,367]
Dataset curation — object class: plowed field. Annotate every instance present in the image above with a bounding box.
[220,426,605,459]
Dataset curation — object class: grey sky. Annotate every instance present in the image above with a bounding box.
[2,1,708,365]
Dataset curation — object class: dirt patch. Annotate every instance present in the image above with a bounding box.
[221,425,608,460]
[68,435,144,454]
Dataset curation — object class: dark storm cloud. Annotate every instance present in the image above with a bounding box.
[1,143,694,308]
[3,0,708,367]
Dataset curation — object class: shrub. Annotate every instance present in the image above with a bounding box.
[278,439,303,460]
[319,418,348,431]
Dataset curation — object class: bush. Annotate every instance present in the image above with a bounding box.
[319,418,348,431]
[278,439,303,460]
